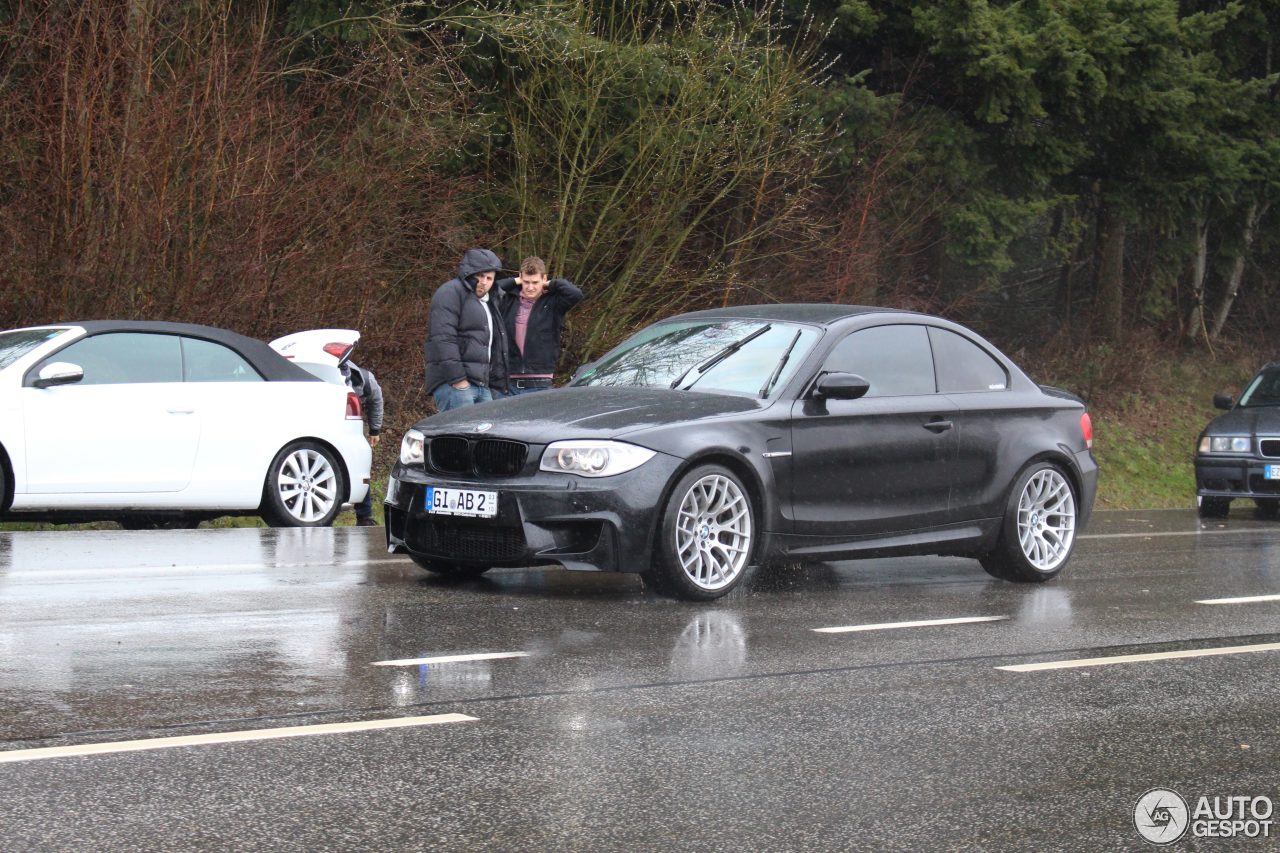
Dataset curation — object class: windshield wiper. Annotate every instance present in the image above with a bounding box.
[669,324,772,390]
[759,329,802,398]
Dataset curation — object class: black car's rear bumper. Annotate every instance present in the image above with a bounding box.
[384,455,683,573]
[1195,456,1280,500]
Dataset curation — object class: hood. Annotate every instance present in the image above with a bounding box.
[1204,406,1280,436]
[414,386,764,443]
[456,248,503,289]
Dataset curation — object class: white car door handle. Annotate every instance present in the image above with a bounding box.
[167,408,196,414]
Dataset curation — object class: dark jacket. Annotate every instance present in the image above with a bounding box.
[341,361,384,435]
[495,276,584,375]
[425,249,510,395]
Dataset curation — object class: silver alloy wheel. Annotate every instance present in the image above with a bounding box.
[1016,467,1076,572]
[674,473,753,592]
[275,447,338,523]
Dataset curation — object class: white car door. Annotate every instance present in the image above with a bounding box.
[22,332,200,494]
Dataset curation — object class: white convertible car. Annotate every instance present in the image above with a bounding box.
[0,321,371,528]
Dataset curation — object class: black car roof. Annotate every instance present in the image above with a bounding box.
[42,320,317,382]
[665,303,922,325]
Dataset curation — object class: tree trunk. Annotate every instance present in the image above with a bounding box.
[1185,217,1209,343]
[1209,202,1266,339]
[1095,205,1126,342]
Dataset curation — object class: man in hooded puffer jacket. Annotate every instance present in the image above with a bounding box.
[425,248,510,412]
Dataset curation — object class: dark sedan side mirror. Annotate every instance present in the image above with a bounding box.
[33,361,85,388]
[813,372,871,401]
[1213,393,1234,410]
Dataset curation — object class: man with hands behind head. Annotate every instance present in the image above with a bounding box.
[496,256,584,395]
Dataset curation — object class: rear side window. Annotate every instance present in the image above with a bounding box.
[928,327,1008,393]
[35,332,181,385]
[822,325,935,396]
[181,337,263,382]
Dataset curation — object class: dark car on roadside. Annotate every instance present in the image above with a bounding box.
[385,304,1098,600]
[1195,362,1280,519]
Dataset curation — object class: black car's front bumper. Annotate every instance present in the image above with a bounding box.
[1195,455,1280,500]
[384,454,683,573]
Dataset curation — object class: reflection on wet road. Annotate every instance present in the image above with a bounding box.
[2,509,1280,851]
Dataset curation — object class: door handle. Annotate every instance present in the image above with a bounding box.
[923,419,953,433]
[167,408,196,414]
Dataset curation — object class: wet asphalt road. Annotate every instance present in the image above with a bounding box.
[2,509,1280,851]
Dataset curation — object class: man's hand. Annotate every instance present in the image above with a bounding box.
[451,380,470,389]
[368,435,381,448]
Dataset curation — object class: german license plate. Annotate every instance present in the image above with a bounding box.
[1267,465,1280,481]
[425,486,498,518]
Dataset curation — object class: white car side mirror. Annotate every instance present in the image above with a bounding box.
[34,361,85,388]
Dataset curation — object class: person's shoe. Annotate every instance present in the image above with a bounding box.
[356,517,380,527]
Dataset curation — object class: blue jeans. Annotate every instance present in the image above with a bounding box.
[433,382,492,412]
[355,486,373,520]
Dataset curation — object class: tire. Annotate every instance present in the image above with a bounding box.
[1198,496,1231,519]
[979,462,1078,583]
[647,464,755,601]
[1256,499,1280,520]
[260,440,345,528]
[409,553,491,580]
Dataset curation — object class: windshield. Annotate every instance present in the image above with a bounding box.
[0,328,69,371]
[1239,367,1280,408]
[572,319,820,397]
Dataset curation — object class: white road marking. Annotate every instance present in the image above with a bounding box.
[998,641,1280,672]
[0,713,476,764]
[1080,528,1267,540]
[371,651,530,667]
[1196,594,1280,605]
[813,616,1008,634]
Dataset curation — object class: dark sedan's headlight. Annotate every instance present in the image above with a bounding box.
[1199,436,1251,453]
[540,440,656,477]
[400,429,425,465]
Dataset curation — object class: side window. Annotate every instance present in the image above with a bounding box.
[35,332,181,385]
[182,337,263,382]
[822,325,935,397]
[928,327,1008,393]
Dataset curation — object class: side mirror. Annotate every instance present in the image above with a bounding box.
[33,362,85,388]
[1213,393,1234,411]
[814,372,870,401]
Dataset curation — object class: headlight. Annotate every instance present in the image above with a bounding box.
[540,440,656,477]
[1198,435,1251,453]
[400,429,425,465]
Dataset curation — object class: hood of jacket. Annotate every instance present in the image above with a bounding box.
[456,248,503,291]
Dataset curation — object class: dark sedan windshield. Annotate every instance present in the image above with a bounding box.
[0,328,68,371]
[1239,367,1280,408]
[573,319,820,397]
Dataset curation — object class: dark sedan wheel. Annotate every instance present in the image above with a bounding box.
[1198,497,1231,519]
[981,462,1077,583]
[260,441,345,527]
[409,554,491,580]
[648,465,754,600]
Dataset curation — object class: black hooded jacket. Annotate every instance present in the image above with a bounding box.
[424,249,510,395]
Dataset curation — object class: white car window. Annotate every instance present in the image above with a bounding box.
[181,337,263,382]
[35,332,182,385]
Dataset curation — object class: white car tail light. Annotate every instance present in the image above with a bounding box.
[346,392,363,419]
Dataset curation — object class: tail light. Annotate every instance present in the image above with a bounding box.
[1080,412,1093,449]
[324,342,353,361]
[346,391,363,420]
